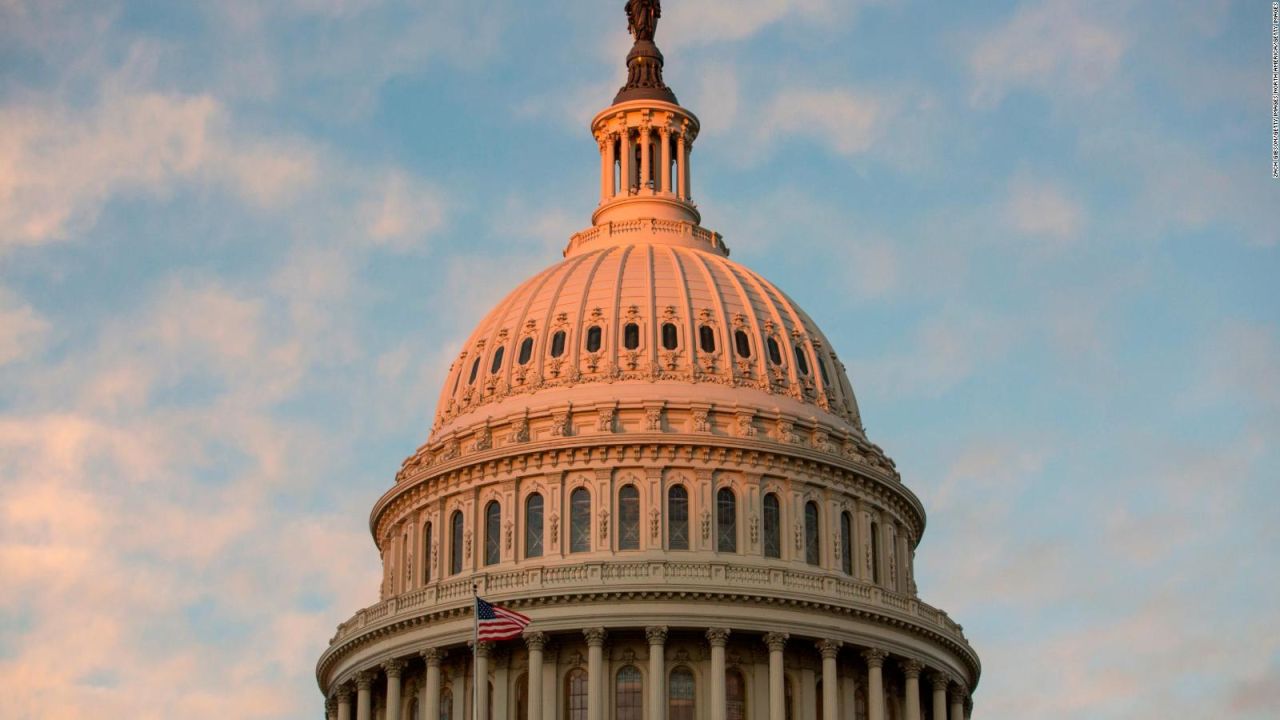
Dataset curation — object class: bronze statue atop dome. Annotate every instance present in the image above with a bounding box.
[625,0,661,42]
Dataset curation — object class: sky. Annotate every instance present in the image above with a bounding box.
[0,0,1277,717]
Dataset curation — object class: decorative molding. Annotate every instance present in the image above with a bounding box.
[861,648,888,669]
[705,627,731,647]
[645,626,668,645]
[763,632,788,652]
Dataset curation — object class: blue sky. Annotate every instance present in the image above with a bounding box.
[0,0,1276,718]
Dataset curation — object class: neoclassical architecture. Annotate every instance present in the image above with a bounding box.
[316,4,980,720]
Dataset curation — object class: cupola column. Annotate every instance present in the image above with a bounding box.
[620,131,634,196]
[525,633,547,720]
[600,135,615,203]
[356,671,375,720]
[861,649,887,720]
[817,640,841,720]
[639,125,652,194]
[763,633,788,720]
[707,628,731,720]
[423,648,445,720]
[646,627,668,720]
[900,660,923,720]
[585,628,608,720]
[659,127,672,194]
[384,659,407,720]
[676,131,689,201]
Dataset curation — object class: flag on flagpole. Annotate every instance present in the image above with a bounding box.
[475,596,531,641]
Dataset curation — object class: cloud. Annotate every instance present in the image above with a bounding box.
[969,0,1127,107]
[761,87,885,156]
[660,0,859,50]
[854,306,1016,398]
[0,287,49,366]
[362,171,448,253]
[1002,175,1085,243]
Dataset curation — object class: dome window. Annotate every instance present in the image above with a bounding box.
[698,325,716,353]
[766,337,783,365]
[733,330,751,358]
[841,512,854,575]
[525,493,544,558]
[804,501,820,566]
[618,485,640,550]
[550,330,566,358]
[667,485,689,550]
[661,322,678,350]
[586,326,602,353]
[468,357,481,384]
[623,323,640,350]
[518,337,534,365]
[490,346,505,374]
[716,487,737,553]
[762,493,781,559]
[818,355,830,384]
[570,487,591,553]
[484,501,501,565]
[793,345,810,375]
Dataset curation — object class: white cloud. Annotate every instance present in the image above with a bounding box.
[362,171,448,252]
[970,0,1127,107]
[761,87,885,156]
[1003,175,1085,243]
[0,287,49,366]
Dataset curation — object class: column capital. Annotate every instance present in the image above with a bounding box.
[763,632,788,652]
[584,627,608,647]
[382,658,408,678]
[860,648,888,668]
[899,658,924,678]
[326,697,338,713]
[645,626,669,645]
[472,640,494,658]
[928,672,951,692]
[336,684,354,702]
[421,647,446,666]
[705,627,731,647]
[525,631,548,652]
[816,639,842,659]
[355,670,376,690]
[948,686,967,703]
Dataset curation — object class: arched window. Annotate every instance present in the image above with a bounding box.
[726,669,746,720]
[804,501,820,566]
[566,668,589,720]
[623,323,640,350]
[668,667,695,720]
[668,485,689,550]
[518,337,534,365]
[570,487,591,553]
[423,521,433,583]
[450,511,464,574]
[733,330,751,358]
[618,485,640,551]
[870,520,881,583]
[490,346,505,374]
[716,487,737,553]
[763,493,781,559]
[616,665,643,720]
[817,356,830,385]
[841,512,854,575]
[793,345,810,375]
[525,493,544,558]
[698,325,716,353]
[516,674,529,720]
[551,331,566,358]
[484,501,501,566]
[440,686,453,720]
[586,326,602,353]
[468,356,481,384]
[661,323,678,350]
[767,337,783,365]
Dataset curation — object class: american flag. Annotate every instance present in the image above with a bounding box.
[475,597,531,641]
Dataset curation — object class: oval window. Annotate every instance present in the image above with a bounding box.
[767,337,783,365]
[734,330,751,358]
[793,345,810,375]
[490,346,505,374]
[699,325,716,353]
[818,356,830,384]
[518,337,534,365]
[586,326,602,353]
[623,323,640,350]
[661,323,678,350]
[468,356,481,384]
[550,331,566,358]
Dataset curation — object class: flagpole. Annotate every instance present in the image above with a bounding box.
[472,583,479,720]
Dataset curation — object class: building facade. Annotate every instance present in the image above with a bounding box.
[316,3,981,720]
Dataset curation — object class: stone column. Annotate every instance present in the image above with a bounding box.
[676,132,688,200]
[327,696,338,720]
[475,642,493,720]
[526,633,547,720]
[600,135,614,203]
[817,640,841,720]
[707,628,730,720]
[646,627,668,720]
[639,126,652,193]
[337,685,354,720]
[423,649,444,720]
[853,501,869,581]
[861,649,887,720]
[585,628,607,720]
[763,633,788,720]
[658,128,672,194]
[385,659,408,720]
[356,671,375,720]
[900,660,922,720]
[620,132,633,196]
[928,674,948,720]
[948,687,965,720]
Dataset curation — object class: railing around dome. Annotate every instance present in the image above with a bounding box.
[563,218,727,256]
[329,558,969,650]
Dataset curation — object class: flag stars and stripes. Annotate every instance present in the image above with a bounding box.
[476,597,532,641]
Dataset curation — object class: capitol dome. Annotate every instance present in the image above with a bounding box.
[317,4,980,720]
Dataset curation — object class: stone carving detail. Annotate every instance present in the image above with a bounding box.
[431,541,439,573]
[551,410,570,437]
[509,415,530,443]
[439,438,459,461]
[774,418,796,443]
[525,632,547,651]
[749,514,759,545]
[382,658,408,677]
[691,409,710,433]
[504,520,514,551]
[862,648,889,668]
[583,627,608,646]
[650,508,661,539]
[600,509,610,540]
[734,412,755,438]
[464,530,473,560]
[816,639,842,658]
[472,422,492,451]
[645,626,668,645]
[597,406,616,432]
[795,525,804,551]
[705,627,731,646]
[355,670,376,690]
[645,406,663,431]
[701,510,711,541]
[549,514,560,548]
[899,659,924,678]
[763,632,788,651]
